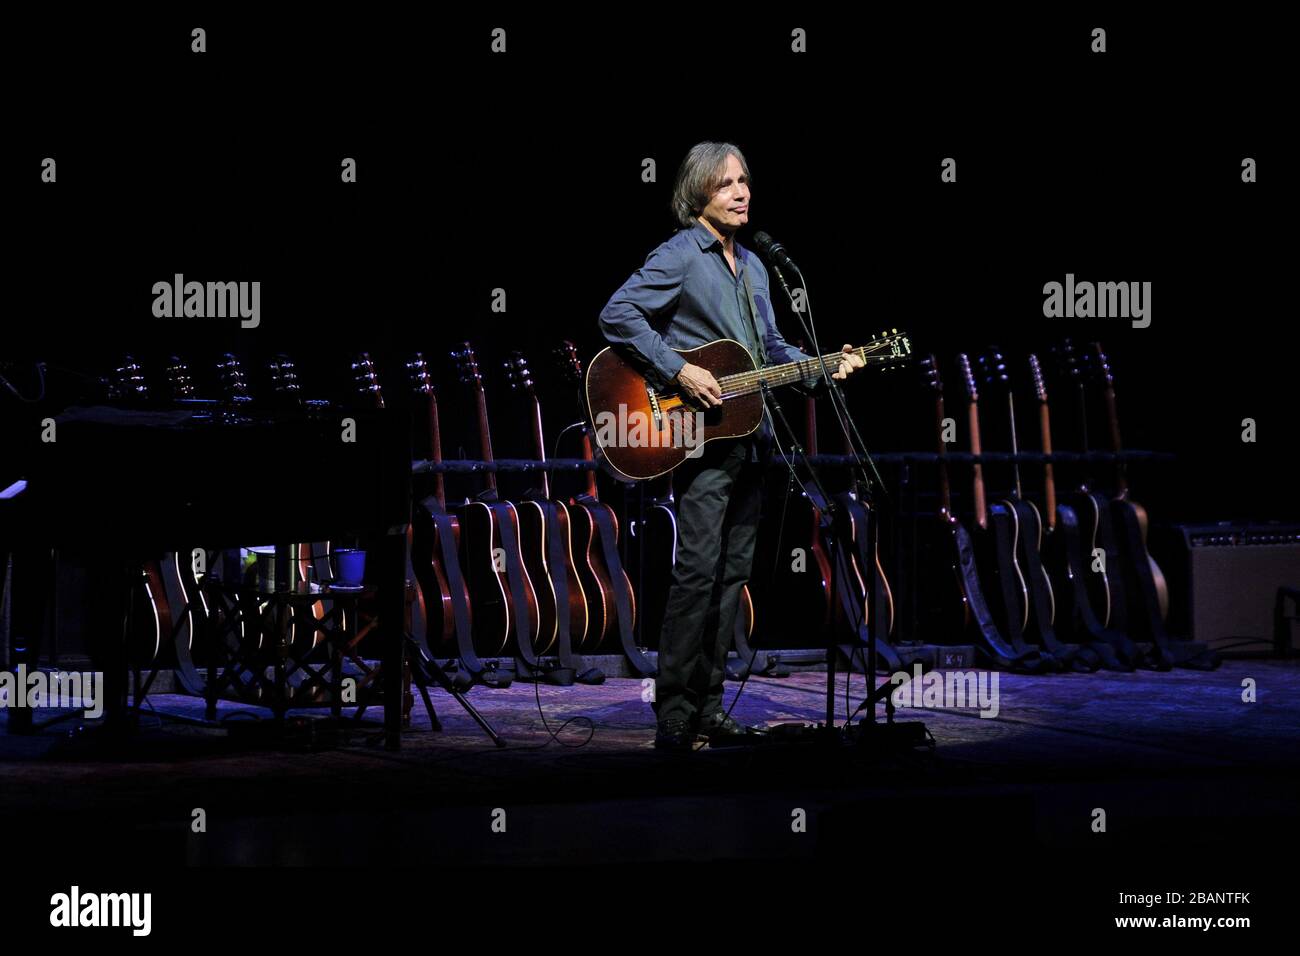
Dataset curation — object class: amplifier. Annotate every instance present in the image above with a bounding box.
[1155,523,1300,657]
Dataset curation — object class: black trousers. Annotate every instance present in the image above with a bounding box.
[654,437,763,727]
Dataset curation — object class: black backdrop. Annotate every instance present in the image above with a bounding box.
[5,11,1291,524]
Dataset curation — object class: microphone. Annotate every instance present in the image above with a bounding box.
[752,231,799,302]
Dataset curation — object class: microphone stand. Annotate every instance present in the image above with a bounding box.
[761,265,908,747]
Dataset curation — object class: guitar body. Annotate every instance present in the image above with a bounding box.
[1111,499,1173,650]
[1116,497,1170,621]
[127,559,171,669]
[586,340,763,481]
[492,500,541,655]
[943,518,1025,665]
[515,499,561,655]
[455,500,515,657]
[738,584,755,640]
[586,334,912,481]
[1070,489,1123,630]
[1012,497,1057,637]
[753,487,834,648]
[973,504,1030,645]
[549,500,591,649]
[406,353,473,654]
[409,504,461,648]
[566,497,634,649]
[835,492,896,640]
[627,484,680,652]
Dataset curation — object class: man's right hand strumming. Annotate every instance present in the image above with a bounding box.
[674,362,723,408]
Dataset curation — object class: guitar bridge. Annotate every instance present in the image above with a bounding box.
[646,386,663,430]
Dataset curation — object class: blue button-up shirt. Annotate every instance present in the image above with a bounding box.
[598,220,823,459]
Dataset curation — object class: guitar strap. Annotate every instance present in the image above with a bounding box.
[1012,502,1102,672]
[483,500,541,672]
[1054,503,1138,671]
[1089,495,1132,636]
[420,496,484,677]
[539,498,603,682]
[988,504,1031,655]
[741,264,770,367]
[573,494,656,677]
[829,495,903,672]
[951,522,1047,673]
[539,501,573,667]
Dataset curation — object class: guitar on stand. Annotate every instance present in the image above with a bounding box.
[451,342,541,681]
[751,386,833,665]
[404,354,506,741]
[832,391,903,673]
[553,341,654,678]
[1089,343,1218,671]
[406,353,475,670]
[504,351,603,684]
[925,355,1043,672]
[1050,340,1144,669]
[979,349,1098,671]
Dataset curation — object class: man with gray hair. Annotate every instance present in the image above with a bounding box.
[599,141,864,750]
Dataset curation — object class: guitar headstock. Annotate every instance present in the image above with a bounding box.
[165,356,195,400]
[1029,354,1048,403]
[1088,341,1115,390]
[957,352,979,404]
[406,352,435,397]
[862,328,912,366]
[976,347,1010,394]
[552,340,584,386]
[1050,337,1085,384]
[504,351,537,397]
[918,353,943,394]
[267,353,301,398]
[451,342,482,389]
[351,353,384,407]
[215,353,252,404]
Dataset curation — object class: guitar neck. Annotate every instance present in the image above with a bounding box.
[527,395,550,500]
[935,394,954,519]
[712,345,875,397]
[1038,398,1057,530]
[805,393,819,457]
[474,387,497,494]
[427,395,446,509]
[1102,384,1129,498]
[1006,392,1022,499]
[580,428,598,499]
[967,399,987,529]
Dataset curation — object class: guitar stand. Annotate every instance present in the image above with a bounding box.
[406,636,506,747]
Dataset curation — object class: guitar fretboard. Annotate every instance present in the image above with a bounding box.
[714,340,909,400]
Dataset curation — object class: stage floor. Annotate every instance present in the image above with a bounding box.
[3,660,1298,867]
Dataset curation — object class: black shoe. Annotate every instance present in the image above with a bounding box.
[696,712,767,746]
[654,718,696,752]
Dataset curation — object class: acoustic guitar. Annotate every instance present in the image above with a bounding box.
[585,332,912,480]
[926,354,1041,671]
[502,350,579,655]
[451,342,541,658]
[406,352,469,653]
[554,341,636,650]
